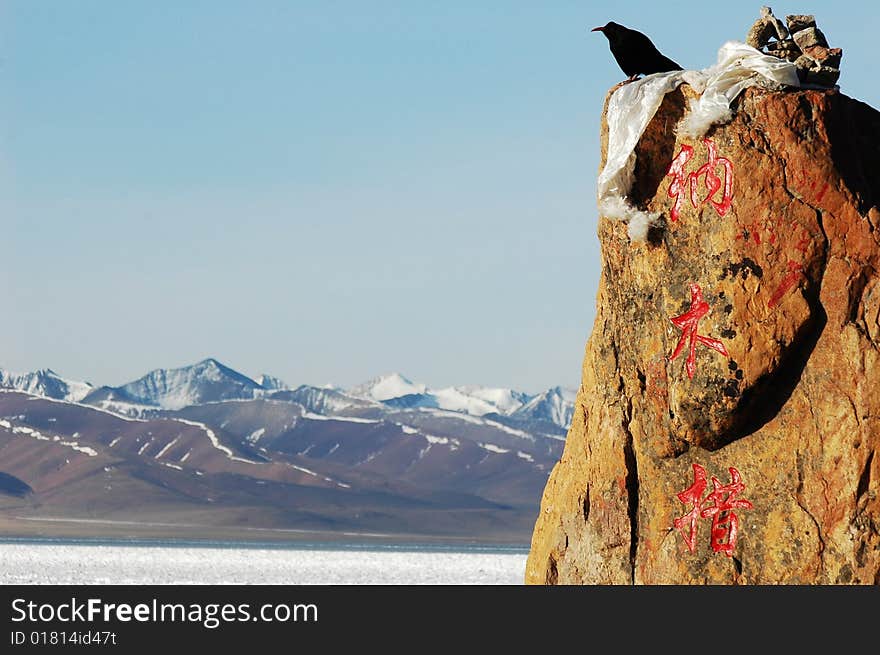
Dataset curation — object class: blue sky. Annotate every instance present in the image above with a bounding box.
[2,2,878,392]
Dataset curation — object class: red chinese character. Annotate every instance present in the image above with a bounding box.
[665,139,734,222]
[689,138,734,217]
[673,464,753,557]
[732,212,813,310]
[666,144,694,222]
[700,467,754,557]
[673,463,708,553]
[767,260,804,308]
[669,283,729,379]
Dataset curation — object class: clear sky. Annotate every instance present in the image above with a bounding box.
[2,2,878,392]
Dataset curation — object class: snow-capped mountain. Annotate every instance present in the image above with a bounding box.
[255,374,288,391]
[0,359,577,542]
[511,386,577,427]
[378,385,528,416]
[349,373,427,401]
[111,358,264,410]
[3,360,576,430]
[449,385,532,415]
[346,372,574,429]
[425,385,530,416]
[0,367,93,403]
[268,384,378,415]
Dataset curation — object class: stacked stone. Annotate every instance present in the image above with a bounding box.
[746,7,842,87]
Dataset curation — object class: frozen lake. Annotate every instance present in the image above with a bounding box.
[0,539,528,585]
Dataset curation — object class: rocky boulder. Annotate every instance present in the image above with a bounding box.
[526,83,880,584]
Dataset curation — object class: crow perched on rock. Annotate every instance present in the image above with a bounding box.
[592,21,683,81]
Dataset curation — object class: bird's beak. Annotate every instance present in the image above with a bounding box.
[590,26,604,32]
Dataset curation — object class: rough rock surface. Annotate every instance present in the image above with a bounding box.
[747,9,842,87]
[746,6,788,50]
[526,84,880,584]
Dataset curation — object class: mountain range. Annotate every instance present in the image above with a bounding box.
[0,359,575,544]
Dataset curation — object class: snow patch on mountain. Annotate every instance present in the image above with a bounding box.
[301,411,380,425]
[414,407,537,441]
[246,428,266,444]
[172,417,261,464]
[0,419,97,456]
[154,437,179,460]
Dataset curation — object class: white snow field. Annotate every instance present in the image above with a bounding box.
[0,542,528,585]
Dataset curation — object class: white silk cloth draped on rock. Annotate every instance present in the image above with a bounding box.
[596,41,802,241]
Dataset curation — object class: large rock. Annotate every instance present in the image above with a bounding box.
[526,84,880,584]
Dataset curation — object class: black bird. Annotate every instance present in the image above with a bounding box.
[591,21,682,82]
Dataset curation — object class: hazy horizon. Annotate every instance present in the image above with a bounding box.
[0,354,578,395]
